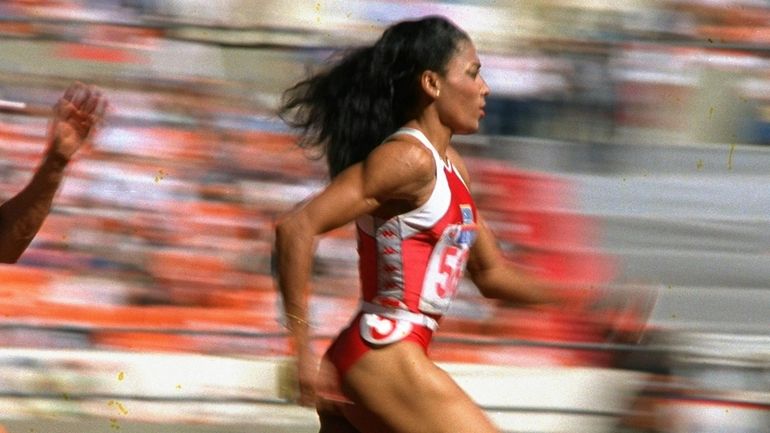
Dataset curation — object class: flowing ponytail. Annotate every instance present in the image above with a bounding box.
[279,16,469,178]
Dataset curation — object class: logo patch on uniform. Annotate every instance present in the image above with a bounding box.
[360,313,413,345]
[457,204,476,246]
[360,297,414,346]
[460,204,474,224]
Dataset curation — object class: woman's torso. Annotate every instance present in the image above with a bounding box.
[355,127,479,319]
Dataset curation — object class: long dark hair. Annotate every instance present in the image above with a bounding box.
[279,16,469,178]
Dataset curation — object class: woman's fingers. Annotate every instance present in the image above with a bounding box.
[70,84,90,108]
[94,90,108,119]
[61,82,79,103]
[81,86,101,114]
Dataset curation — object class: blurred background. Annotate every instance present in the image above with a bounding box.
[0,1,768,432]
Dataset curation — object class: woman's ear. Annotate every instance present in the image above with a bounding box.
[420,70,441,99]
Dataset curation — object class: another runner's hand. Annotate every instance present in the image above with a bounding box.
[48,82,108,162]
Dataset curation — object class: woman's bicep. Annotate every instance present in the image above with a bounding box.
[292,164,380,235]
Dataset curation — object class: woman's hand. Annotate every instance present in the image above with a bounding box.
[296,347,319,407]
[592,284,660,344]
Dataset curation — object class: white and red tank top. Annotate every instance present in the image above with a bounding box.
[356,128,479,318]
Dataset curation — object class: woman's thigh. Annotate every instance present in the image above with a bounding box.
[338,341,500,433]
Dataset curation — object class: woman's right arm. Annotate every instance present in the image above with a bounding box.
[274,163,379,406]
[274,139,434,405]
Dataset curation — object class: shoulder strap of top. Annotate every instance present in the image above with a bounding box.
[388,127,449,170]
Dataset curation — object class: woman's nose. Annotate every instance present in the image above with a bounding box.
[480,76,490,96]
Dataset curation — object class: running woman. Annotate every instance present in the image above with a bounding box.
[275,16,564,433]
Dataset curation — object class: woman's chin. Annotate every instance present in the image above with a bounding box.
[454,124,480,135]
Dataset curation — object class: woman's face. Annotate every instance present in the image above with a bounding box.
[435,40,490,134]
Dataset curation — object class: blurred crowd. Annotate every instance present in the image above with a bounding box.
[3,0,770,147]
[0,1,768,432]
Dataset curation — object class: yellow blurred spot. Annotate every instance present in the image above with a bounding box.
[728,144,735,170]
[696,159,704,170]
[117,371,125,381]
[108,400,129,415]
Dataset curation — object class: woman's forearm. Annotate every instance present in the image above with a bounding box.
[274,215,316,352]
[472,264,563,306]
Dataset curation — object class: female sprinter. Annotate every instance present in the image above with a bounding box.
[275,16,563,433]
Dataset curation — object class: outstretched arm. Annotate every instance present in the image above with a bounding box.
[0,82,107,263]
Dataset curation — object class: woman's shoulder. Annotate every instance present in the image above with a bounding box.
[350,136,437,202]
[367,136,436,178]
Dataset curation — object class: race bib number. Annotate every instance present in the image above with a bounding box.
[419,224,474,314]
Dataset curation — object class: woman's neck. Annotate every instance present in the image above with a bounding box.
[403,118,452,159]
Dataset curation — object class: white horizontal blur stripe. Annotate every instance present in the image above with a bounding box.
[0,99,27,110]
